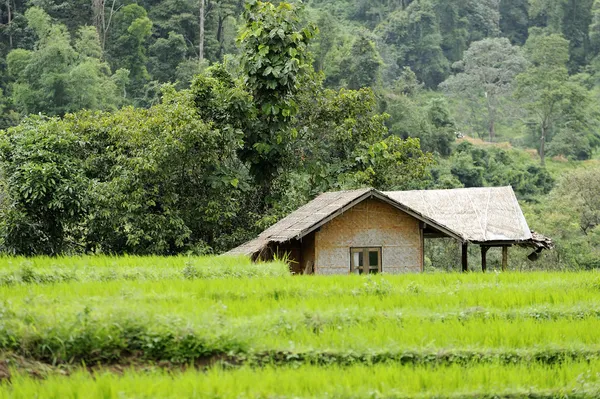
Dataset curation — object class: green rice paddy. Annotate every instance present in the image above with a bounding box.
[1,256,599,398]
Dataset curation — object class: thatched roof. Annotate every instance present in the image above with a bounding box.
[226,187,551,258]
[384,187,531,244]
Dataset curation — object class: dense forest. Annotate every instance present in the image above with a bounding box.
[0,0,599,269]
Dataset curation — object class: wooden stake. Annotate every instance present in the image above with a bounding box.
[461,242,468,272]
[502,246,508,272]
[481,246,489,273]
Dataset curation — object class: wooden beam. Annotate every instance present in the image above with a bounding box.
[462,242,468,272]
[502,246,508,272]
[481,246,489,273]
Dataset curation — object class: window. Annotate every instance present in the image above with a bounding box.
[350,247,382,274]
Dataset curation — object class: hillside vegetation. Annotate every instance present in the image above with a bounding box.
[0,0,598,269]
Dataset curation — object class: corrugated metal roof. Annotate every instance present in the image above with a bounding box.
[225,186,536,257]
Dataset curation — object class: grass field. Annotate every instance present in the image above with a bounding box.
[1,257,600,398]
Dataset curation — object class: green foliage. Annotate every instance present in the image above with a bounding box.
[516,30,591,165]
[345,135,434,190]
[107,4,153,93]
[6,8,121,117]
[0,116,88,255]
[427,141,555,198]
[376,0,449,87]
[343,31,382,89]
[441,38,527,141]
[0,87,250,255]
[238,0,317,189]
[525,170,600,271]
[148,31,187,83]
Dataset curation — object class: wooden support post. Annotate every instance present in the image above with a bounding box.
[481,246,489,273]
[461,242,468,272]
[502,246,508,272]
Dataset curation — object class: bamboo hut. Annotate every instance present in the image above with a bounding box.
[226,187,552,274]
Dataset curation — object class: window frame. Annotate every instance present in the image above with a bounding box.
[350,247,382,274]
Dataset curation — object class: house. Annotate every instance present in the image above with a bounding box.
[226,187,553,274]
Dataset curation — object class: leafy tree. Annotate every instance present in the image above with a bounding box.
[237,0,317,193]
[436,141,554,198]
[465,0,501,41]
[376,0,449,87]
[311,12,339,73]
[291,73,433,194]
[6,7,121,116]
[0,86,249,255]
[381,68,456,155]
[441,37,527,142]
[343,31,382,89]
[528,0,566,33]
[590,0,600,57]
[106,4,152,93]
[499,0,529,44]
[434,1,468,63]
[556,167,600,235]
[515,30,589,165]
[559,0,594,72]
[148,31,187,83]
[0,115,89,255]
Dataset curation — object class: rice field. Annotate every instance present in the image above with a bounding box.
[1,256,600,398]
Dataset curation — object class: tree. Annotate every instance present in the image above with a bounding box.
[0,86,249,255]
[149,31,187,82]
[237,0,317,194]
[590,0,600,57]
[381,67,456,155]
[441,38,527,142]
[434,1,468,63]
[465,0,500,41]
[528,0,566,33]
[376,0,449,87]
[499,0,529,45]
[344,31,382,89]
[561,0,594,72]
[6,7,121,116]
[556,167,600,235]
[515,31,589,165]
[106,4,152,92]
[0,115,89,255]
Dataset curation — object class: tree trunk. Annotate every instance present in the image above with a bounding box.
[6,0,12,48]
[217,14,224,60]
[486,96,495,142]
[540,124,546,166]
[199,0,205,61]
[489,116,495,143]
[92,0,104,44]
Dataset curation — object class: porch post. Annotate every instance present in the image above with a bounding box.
[502,246,508,272]
[481,245,489,273]
[461,242,468,272]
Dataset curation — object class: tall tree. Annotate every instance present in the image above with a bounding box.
[499,0,529,45]
[376,0,449,87]
[106,4,152,92]
[344,31,382,89]
[441,37,527,141]
[515,30,589,165]
[237,0,316,194]
[6,7,121,116]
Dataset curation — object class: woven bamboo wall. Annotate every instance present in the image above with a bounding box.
[314,198,422,274]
